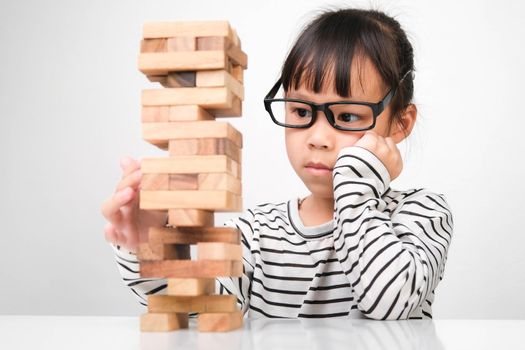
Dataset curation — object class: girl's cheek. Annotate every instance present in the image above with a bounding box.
[339,133,364,147]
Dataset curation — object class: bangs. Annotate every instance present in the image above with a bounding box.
[285,47,367,98]
[280,9,400,98]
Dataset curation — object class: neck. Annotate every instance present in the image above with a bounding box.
[299,193,334,226]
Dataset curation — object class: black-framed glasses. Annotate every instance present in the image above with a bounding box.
[263,70,412,131]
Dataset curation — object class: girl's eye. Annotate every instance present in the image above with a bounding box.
[338,113,361,123]
[294,108,311,118]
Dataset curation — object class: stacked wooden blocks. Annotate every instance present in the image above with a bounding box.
[136,21,247,333]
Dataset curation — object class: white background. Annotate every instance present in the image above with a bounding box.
[0,0,523,318]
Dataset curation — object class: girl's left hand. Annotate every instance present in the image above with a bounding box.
[351,130,403,181]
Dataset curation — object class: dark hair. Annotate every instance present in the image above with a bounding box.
[280,8,415,135]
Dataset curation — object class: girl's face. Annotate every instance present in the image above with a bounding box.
[284,56,405,200]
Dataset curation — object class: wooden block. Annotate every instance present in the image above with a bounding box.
[197,242,242,260]
[209,96,242,117]
[137,243,161,260]
[148,294,238,313]
[168,173,241,194]
[140,260,243,278]
[169,138,241,165]
[141,106,170,122]
[142,121,242,149]
[231,65,244,83]
[198,311,243,332]
[167,105,214,121]
[168,209,214,227]
[139,242,190,261]
[140,312,189,332]
[166,36,196,51]
[138,51,227,75]
[194,36,247,68]
[168,138,199,156]
[140,38,167,53]
[196,70,244,99]
[141,86,232,108]
[231,29,241,48]
[169,174,198,190]
[141,155,241,179]
[143,21,234,41]
[148,226,240,245]
[226,44,248,69]
[197,36,228,50]
[141,173,169,190]
[141,105,214,123]
[139,190,242,212]
[197,173,242,194]
[167,278,215,296]
[162,71,196,88]
[147,75,167,84]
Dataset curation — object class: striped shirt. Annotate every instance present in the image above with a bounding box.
[111,146,453,320]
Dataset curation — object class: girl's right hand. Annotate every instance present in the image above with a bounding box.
[100,156,167,254]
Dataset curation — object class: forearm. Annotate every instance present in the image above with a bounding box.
[110,243,167,306]
[332,146,452,320]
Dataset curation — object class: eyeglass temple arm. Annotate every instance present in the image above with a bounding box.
[265,76,283,99]
[380,69,413,110]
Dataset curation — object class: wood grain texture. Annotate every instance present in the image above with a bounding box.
[140,154,241,178]
[141,105,215,122]
[140,260,243,278]
[140,312,189,331]
[167,278,215,296]
[168,138,241,164]
[138,51,227,75]
[147,294,238,313]
[166,36,196,51]
[208,96,242,117]
[197,242,242,260]
[141,86,232,108]
[163,71,196,87]
[138,242,190,261]
[139,190,242,211]
[167,209,214,227]
[196,69,244,99]
[142,121,242,149]
[140,38,167,53]
[198,311,243,332]
[148,226,240,245]
[140,173,169,190]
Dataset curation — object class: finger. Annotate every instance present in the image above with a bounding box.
[120,156,140,179]
[104,222,120,245]
[104,223,126,245]
[116,169,142,192]
[105,224,128,247]
[101,187,135,223]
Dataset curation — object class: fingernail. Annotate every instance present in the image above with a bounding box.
[121,156,130,168]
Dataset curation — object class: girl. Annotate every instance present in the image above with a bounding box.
[101,7,453,320]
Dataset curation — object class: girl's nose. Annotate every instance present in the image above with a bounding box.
[307,111,334,150]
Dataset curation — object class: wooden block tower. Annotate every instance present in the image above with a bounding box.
[135,21,247,332]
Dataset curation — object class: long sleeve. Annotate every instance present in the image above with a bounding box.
[111,209,256,317]
[216,208,256,316]
[332,146,453,320]
[110,243,167,307]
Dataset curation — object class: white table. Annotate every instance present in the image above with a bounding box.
[0,316,523,350]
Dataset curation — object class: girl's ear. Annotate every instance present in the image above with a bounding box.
[390,104,417,144]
